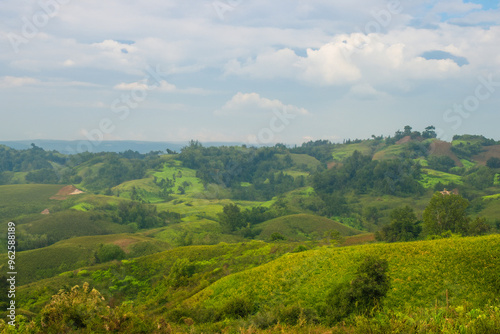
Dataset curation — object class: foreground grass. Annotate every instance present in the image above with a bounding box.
[189,235,500,312]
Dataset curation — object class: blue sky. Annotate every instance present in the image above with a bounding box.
[1,0,499,145]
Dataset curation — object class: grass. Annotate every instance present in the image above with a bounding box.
[351,193,432,226]
[0,233,170,285]
[483,193,500,200]
[282,170,309,178]
[460,159,476,169]
[372,144,406,160]
[473,145,500,165]
[156,198,228,220]
[152,218,244,246]
[0,171,29,184]
[111,162,206,204]
[419,168,463,188]
[479,196,500,220]
[153,163,205,195]
[14,240,300,314]
[9,233,500,331]
[112,177,164,203]
[188,235,500,313]
[19,210,132,243]
[0,184,64,221]
[415,157,429,167]
[331,142,373,161]
[288,153,322,170]
[254,214,361,241]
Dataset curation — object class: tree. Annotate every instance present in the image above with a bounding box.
[427,155,456,173]
[403,125,412,136]
[362,206,381,226]
[464,166,495,190]
[486,157,500,169]
[218,203,244,233]
[468,217,491,236]
[25,168,59,184]
[422,125,437,139]
[166,148,177,154]
[377,206,421,242]
[423,192,469,236]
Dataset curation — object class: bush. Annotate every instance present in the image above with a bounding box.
[293,245,308,253]
[95,244,126,263]
[270,232,286,241]
[325,256,390,323]
[168,258,196,287]
[486,157,500,169]
[427,155,456,173]
[221,296,255,319]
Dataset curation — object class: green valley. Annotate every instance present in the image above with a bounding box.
[0,127,499,333]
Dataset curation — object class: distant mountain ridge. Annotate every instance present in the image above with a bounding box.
[0,140,251,154]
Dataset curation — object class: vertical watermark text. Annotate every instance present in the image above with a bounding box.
[6,222,16,327]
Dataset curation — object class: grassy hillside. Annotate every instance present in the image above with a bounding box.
[109,161,205,204]
[14,241,299,314]
[480,195,500,222]
[254,214,361,241]
[0,184,64,221]
[0,234,170,285]
[17,210,133,245]
[188,235,500,313]
[372,143,407,160]
[420,168,463,188]
[473,144,500,165]
[152,218,244,246]
[428,140,462,165]
[287,153,322,171]
[331,142,374,161]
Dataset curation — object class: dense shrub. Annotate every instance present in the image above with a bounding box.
[222,296,255,319]
[325,256,390,323]
[95,244,126,263]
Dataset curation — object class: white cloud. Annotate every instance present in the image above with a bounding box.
[224,28,482,89]
[0,76,39,88]
[114,79,210,95]
[215,92,309,117]
[348,83,389,100]
[298,42,362,85]
[0,76,101,89]
[224,42,361,85]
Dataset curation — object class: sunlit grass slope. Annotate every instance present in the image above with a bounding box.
[188,235,500,311]
[15,241,298,314]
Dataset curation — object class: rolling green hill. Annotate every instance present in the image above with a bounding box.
[152,218,244,246]
[1,130,499,332]
[188,235,500,313]
[13,240,298,315]
[0,184,64,221]
[0,234,170,285]
[254,214,361,241]
[17,210,133,247]
[331,142,374,161]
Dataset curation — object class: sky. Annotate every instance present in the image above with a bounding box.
[1,0,499,146]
